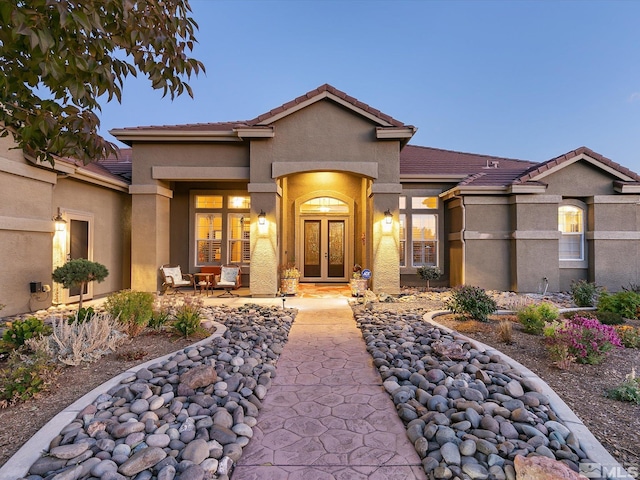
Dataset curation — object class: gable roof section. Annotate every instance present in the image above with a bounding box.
[514,146,640,184]
[110,84,416,145]
[248,83,409,128]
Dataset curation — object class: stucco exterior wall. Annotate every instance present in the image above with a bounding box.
[133,143,249,184]
[462,197,512,291]
[544,162,617,196]
[53,178,131,297]
[0,135,130,315]
[0,137,59,315]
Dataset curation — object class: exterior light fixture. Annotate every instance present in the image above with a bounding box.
[258,210,266,225]
[53,208,66,232]
[384,209,393,225]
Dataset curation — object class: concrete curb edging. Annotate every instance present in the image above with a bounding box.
[425,310,632,480]
[0,322,227,480]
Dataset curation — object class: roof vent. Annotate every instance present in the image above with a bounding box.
[482,160,499,169]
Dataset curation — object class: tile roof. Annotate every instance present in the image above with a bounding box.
[514,146,640,183]
[97,149,133,182]
[400,145,536,185]
[112,84,413,133]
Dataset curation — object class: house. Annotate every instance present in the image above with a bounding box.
[2,84,639,314]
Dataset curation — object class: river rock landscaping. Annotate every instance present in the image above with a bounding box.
[15,304,295,480]
[353,307,595,480]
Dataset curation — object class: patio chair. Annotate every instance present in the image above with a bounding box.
[216,264,241,297]
[160,264,195,295]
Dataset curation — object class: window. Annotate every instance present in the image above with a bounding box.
[412,214,437,266]
[194,194,250,266]
[228,196,250,209]
[196,214,222,264]
[411,196,438,209]
[228,214,250,263]
[559,205,584,261]
[196,195,223,209]
[399,213,406,267]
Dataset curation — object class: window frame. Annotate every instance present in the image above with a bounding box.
[399,193,441,271]
[411,213,438,267]
[228,213,251,265]
[558,201,587,266]
[192,192,250,268]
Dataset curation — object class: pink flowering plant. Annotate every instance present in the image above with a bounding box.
[547,315,623,365]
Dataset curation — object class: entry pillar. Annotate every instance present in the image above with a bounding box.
[249,184,281,296]
[371,185,401,294]
[129,184,173,292]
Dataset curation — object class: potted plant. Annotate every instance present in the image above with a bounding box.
[280,264,300,295]
[417,265,442,291]
[52,258,109,308]
[350,264,368,296]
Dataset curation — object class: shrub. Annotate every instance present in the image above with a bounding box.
[606,368,640,405]
[570,280,600,307]
[149,295,175,330]
[547,315,623,365]
[543,320,575,370]
[105,290,154,337]
[597,290,640,319]
[614,325,640,348]
[445,285,497,322]
[517,302,559,335]
[416,266,442,290]
[2,317,50,348]
[497,320,513,344]
[27,313,127,366]
[173,296,204,338]
[67,306,96,325]
[595,310,624,325]
[0,350,57,406]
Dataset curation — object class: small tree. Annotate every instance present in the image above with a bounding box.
[52,259,108,308]
[417,266,442,291]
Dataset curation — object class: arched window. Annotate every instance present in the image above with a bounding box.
[558,205,584,261]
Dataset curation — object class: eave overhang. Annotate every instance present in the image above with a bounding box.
[440,185,509,200]
[109,129,243,146]
[614,181,640,193]
[507,184,547,194]
[400,173,468,183]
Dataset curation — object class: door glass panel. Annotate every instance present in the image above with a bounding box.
[328,220,344,278]
[304,220,321,277]
[69,219,89,296]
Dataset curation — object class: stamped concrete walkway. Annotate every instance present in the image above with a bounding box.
[231,297,427,480]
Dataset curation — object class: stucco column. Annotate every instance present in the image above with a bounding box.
[130,185,173,292]
[371,192,400,294]
[249,186,280,296]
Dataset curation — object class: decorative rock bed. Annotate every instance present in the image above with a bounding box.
[18,304,295,480]
[354,308,593,480]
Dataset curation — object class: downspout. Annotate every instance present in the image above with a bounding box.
[453,195,466,285]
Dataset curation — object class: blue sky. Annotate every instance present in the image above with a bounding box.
[99,0,640,172]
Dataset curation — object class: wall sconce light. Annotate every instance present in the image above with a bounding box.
[384,209,393,225]
[53,208,66,232]
[258,210,266,225]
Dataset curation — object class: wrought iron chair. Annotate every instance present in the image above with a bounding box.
[159,264,195,295]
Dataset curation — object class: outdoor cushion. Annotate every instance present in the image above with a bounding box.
[163,266,185,284]
[219,267,239,285]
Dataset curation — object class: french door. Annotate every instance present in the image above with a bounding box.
[300,217,348,282]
